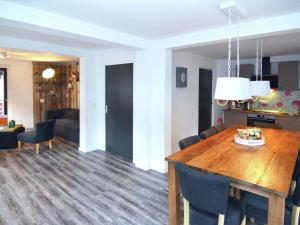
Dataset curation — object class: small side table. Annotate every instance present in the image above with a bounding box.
[0,125,25,149]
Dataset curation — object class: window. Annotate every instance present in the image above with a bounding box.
[0,68,7,116]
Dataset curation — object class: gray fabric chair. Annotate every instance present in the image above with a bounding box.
[46,108,79,143]
[200,127,217,140]
[213,123,227,133]
[17,120,56,154]
[179,135,201,150]
[176,163,246,225]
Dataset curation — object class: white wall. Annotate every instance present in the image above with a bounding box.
[0,59,33,128]
[171,51,214,153]
[100,48,173,173]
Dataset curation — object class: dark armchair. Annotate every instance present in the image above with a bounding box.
[17,120,56,154]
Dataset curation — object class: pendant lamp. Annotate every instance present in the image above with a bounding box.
[250,41,271,97]
[214,5,251,106]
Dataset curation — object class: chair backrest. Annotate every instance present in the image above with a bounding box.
[253,121,282,130]
[200,127,217,140]
[213,123,226,133]
[293,159,300,181]
[176,163,230,215]
[179,135,201,150]
[35,120,56,142]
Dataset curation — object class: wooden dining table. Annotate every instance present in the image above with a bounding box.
[166,126,300,225]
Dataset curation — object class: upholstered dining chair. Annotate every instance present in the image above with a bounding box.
[179,135,201,150]
[200,127,217,140]
[17,120,56,154]
[213,123,227,133]
[175,163,246,225]
[252,121,282,130]
[244,178,300,225]
[291,159,300,194]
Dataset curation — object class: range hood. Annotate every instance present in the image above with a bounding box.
[251,57,278,89]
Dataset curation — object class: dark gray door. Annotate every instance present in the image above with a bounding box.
[198,68,212,134]
[105,63,133,161]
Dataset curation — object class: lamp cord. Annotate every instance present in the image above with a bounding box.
[227,8,232,78]
[256,40,259,80]
[260,42,263,81]
[236,16,240,78]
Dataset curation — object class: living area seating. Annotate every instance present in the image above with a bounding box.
[0,125,25,149]
[17,120,56,154]
[45,108,79,143]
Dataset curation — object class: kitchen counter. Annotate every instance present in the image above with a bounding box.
[224,109,300,119]
[223,109,300,131]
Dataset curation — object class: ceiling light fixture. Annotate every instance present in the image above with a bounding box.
[214,4,251,106]
[0,52,10,59]
[42,68,55,79]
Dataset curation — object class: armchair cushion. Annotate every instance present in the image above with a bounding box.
[17,120,56,144]
[17,131,37,143]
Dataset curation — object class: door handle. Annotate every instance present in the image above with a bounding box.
[105,105,108,114]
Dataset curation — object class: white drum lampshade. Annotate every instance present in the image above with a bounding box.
[214,77,251,101]
[42,68,55,79]
[250,80,271,97]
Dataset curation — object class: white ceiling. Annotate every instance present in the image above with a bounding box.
[0,48,78,62]
[179,32,300,59]
[5,0,300,39]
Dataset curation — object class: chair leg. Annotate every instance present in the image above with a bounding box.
[218,214,225,225]
[183,198,189,225]
[291,180,297,195]
[235,188,241,200]
[241,216,246,225]
[35,143,40,154]
[49,140,53,150]
[292,205,300,225]
[18,141,21,150]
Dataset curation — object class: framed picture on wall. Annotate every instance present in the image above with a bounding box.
[176,67,187,88]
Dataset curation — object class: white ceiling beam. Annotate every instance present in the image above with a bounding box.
[0,1,148,50]
[155,12,300,49]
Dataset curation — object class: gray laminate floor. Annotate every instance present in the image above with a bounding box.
[0,138,168,225]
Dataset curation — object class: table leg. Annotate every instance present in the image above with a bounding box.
[168,162,180,225]
[268,193,285,225]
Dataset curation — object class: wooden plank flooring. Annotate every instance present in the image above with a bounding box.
[0,138,168,225]
[0,137,262,225]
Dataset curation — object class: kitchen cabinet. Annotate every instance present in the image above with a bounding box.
[239,64,253,79]
[224,109,300,131]
[278,61,299,90]
[276,117,300,131]
[224,110,247,127]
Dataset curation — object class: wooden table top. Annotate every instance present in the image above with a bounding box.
[0,124,23,132]
[166,126,300,197]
